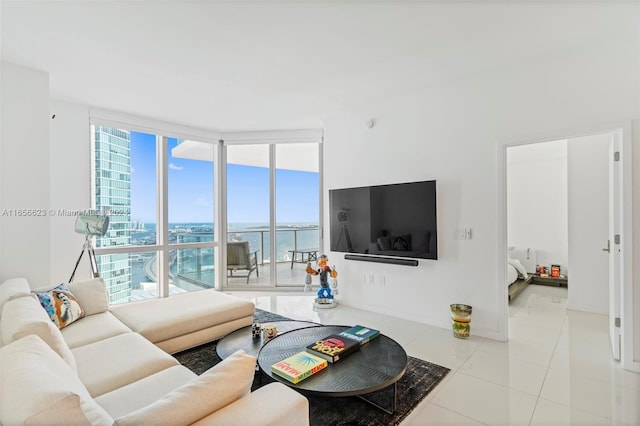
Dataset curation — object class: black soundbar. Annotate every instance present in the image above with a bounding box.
[344,254,419,267]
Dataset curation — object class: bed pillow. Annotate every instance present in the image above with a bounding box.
[34,284,84,329]
[508,258,528,279]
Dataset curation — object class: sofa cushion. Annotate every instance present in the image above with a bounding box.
[72,332,179,397]
[95,365,197,419]
[192,382,310,426]
[67,278,110,316]
[110,289,255,344]
[0,277,31,315]
[0,335,113,426]
[61,311,132,349]
[34,283,85,329]
[114,350,256,426]
[1,295,77,371]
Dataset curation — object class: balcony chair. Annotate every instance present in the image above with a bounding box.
[227,241,259,284]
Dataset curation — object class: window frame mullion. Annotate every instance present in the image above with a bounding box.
[157,135,170,298]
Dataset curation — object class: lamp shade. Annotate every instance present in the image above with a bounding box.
[74,215,109,236]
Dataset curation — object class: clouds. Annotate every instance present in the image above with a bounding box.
[169,163,184,171]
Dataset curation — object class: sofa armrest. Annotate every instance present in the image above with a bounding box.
[192,382,309,426]
[0,278,31,313]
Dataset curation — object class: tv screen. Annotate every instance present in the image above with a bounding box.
[329,180,438,260]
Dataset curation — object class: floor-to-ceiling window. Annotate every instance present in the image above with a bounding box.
[168,137,215,290]
[92,126,158,304]
[92,123,217,304]
[91,121,321,300]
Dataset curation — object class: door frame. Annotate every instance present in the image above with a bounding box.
[216,129,324,290]
[496,121,637,371]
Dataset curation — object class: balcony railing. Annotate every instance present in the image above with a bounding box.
[227,226,319,265]
[100,226,319,302]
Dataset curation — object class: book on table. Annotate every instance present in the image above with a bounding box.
[338,325,380,345]
[271,351,328,384]
[305,334,360,363]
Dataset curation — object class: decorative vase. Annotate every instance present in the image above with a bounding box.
[450,304,472,339]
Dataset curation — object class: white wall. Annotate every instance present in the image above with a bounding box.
[0,67,94,286]
[323,16,639,342]
[507,140,568,274]
[49,100,93,283]
[0,63,51,286]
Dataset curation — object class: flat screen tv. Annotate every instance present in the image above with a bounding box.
[329,180,438,260]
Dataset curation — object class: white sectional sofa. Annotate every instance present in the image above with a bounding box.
[0,277,309,425]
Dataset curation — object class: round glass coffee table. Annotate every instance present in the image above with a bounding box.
[216,320,320,359]
[257,325,407,414]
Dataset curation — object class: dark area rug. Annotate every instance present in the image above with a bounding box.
[174,309,450,426]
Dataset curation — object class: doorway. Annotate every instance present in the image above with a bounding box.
[497,123,635,371]
[506,134,613,314]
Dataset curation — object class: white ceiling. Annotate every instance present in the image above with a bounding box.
[0,1,621,131]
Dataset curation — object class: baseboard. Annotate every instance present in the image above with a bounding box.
[339,299,506,342]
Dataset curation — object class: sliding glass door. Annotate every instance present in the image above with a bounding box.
[224,142,320,288]
[226,144,271,287]
[275,143,320,286]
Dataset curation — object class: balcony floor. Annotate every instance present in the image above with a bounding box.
[225,260,316,288]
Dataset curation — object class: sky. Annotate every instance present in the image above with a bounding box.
[129,131,319,224]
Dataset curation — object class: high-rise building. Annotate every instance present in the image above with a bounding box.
[175,232,214,289]
[92,125,132,304]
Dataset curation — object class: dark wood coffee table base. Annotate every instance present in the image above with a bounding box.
[257,325,407,414]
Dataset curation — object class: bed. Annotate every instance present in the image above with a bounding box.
[507,247,536,302]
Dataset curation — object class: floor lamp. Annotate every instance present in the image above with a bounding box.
[69,214,109,282]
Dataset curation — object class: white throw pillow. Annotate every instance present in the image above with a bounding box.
[0,295,77,371]
[0,335,113,426]
[115,350,256,426]
[67,278,110,316]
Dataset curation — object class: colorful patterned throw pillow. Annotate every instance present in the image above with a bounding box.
[35,284,85,329]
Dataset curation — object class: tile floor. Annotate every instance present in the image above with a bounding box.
[230,285,640,425]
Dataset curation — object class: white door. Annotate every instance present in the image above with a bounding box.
[608,140,621,361]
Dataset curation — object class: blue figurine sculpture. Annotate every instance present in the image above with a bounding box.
[305,255,338,304]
